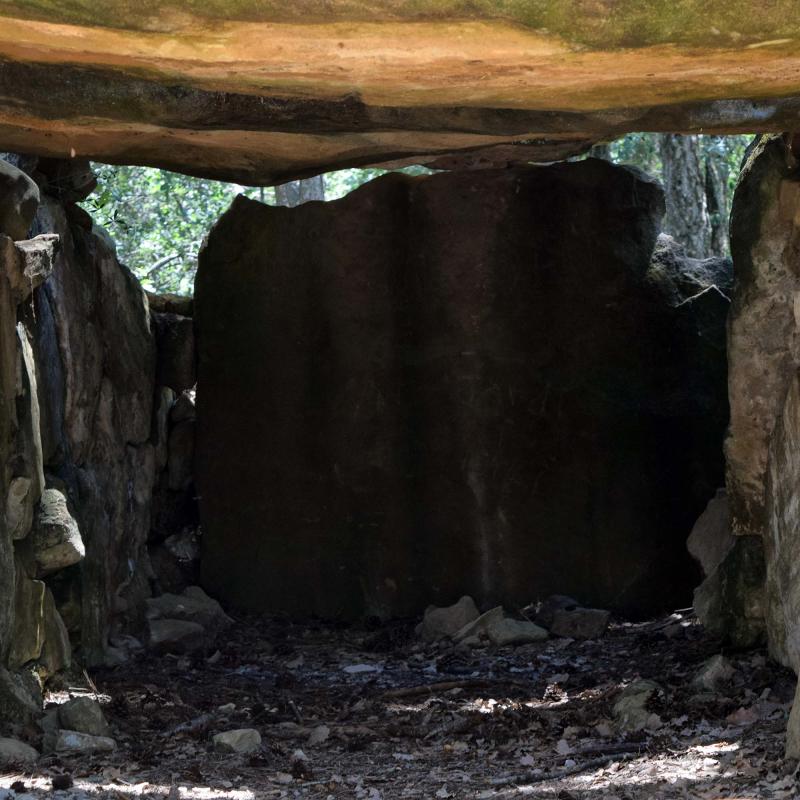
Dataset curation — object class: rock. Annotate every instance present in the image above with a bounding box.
[307,724,330,746]
[167,419,195,491]
[147,292,193,317]
[170,390,196,424]
[549,607,611,640]
[147,619,206,655]
[10,235,59,303]
[485,617,548,646]
[5,476,33,540]
[417,596,480,642]
[0,668,41,726]
[57,697,111,737]
[613,679,662,733]
[54,729,116,754]
[37,158,97,203]
[765,373,800,673]
[39,589,71,676]
[691,655,735,691]
[153,312,195,394]
[687,489,733,578]
[786,683,800,759]
[726,135,799,538]
[8,561,45,669]
[197,162,727,620]
[26,194,158,665]
[453,606,506,645]
[30,488,85,576]
[0,159,39,240]
[146,586,232,636]
[0,737,38,765]
[212,728,261,754]
[534,595,580,630]
[694,535,766,648]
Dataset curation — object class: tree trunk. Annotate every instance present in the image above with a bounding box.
[658,134,710,258]
[274,175,325,207]
[705,156,729,257]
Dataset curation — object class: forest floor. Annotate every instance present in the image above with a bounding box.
[2,611,799,799]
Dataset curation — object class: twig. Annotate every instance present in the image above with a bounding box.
[381,680,492,700]
[82,669,99,697]
[488,752,639,791]
[288,699,304,725]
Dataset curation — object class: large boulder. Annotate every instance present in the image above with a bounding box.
[196,161,728,620]
[0,160,38,240]
[726,134,800,537]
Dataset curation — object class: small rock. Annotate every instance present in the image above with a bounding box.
[534,595,580,629]
[51,774,73,791]
[342,663,381,674]
[307,724,330,746]
[612,679,662,733]
[416,596,480,642]
[687,489,733,577]
[0,737,38,765]
[30,488,85,576]
[147,619,206,654]
[57,696,111,737]
[213,728,261,754]
[452,606,505,643]
[691,654,735,691]
[55,730,116,753]
[485,617,548,646]
[549,607,610,639]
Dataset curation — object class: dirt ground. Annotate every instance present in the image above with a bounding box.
[2,611,799,799]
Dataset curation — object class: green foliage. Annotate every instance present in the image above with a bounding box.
[83,139,751,295]
[82,163,431,294]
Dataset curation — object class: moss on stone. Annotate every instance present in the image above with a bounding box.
[2,0,800,49]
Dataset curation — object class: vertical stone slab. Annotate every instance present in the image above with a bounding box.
[196,161,727,620]
[726,134,800,537]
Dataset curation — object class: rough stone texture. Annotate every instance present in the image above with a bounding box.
[8,559,45,669]
[152,312,195,394]
[54,730,116,754]
[726,134,800,538]
[38,588,71,676]
[145,586,232,636]
[147,619,206,655]
[687,489,733,578]
[30,487,85,576]
[549,607,611,640]
[484,617,548,646]
[691,654,735,691]
[764,374,800,671]
[212,729,261,755]
[0,5,797,182]
[0,668,40,728]
[0,159,38,240]
[613,679,663,733]
[57,697,111,738]
[693,535,766,648]
[197,161,728,620]
[0,737,38,765]
[28,192,157,665]
[417,596,480,643]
